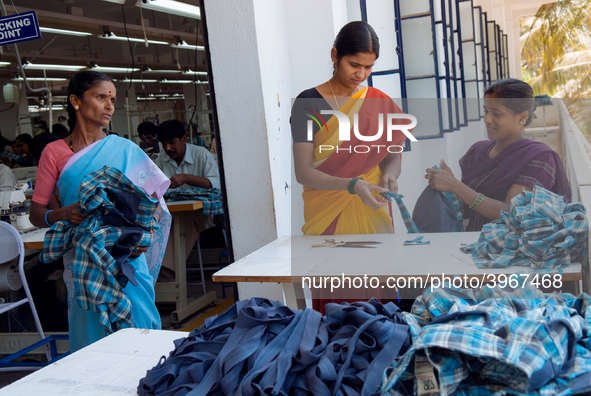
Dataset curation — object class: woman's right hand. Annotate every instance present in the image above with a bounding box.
[354,180,389,210]
[63,203,85,225]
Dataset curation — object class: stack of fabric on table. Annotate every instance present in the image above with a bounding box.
[383,283,591,395]
[164,187,224,216]
[461,186,588,270]
[138,298,410,396]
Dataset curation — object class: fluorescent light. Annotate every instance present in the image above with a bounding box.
[137,97,156,101]
[143,68,182,74]
[29,105,66,111]
[0,62,10,66]
[13,77,68,81]
[40,27,92,37]
[183,69,207,76]
[136,0,200,19]
[101,0,126,3]
[160,79,206,84]
[171,40,204,51]
[98,32,169,46]
[121,78,158,83]
[24,63,85,71]
[90,65,140,73]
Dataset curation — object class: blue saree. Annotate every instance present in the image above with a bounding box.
[55,135,171,351]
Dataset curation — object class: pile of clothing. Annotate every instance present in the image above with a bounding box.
[41,166,159,332]
[383,284,591,395]
[164,187,224,215]
[138,298,410,396]
[461,186,588,270]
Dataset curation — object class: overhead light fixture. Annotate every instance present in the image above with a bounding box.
[120,78,158,83]
[136,0,200,19]
[23,63,85,71]
[136,97,156,101]
[160,79,206,84]
[143,69,182,74]
[0,62,10,66]
[183,69,207,76]
[171,40,204,51]
[40,27,92,37]
[98,31,169,46]
[90,65,140,73]
[101,0,126,4]
[13,77,68,81]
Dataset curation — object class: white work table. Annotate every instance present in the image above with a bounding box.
[213,233,583,309]
[0,328,184,396]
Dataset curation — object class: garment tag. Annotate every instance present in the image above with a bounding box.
[414,355,440,395]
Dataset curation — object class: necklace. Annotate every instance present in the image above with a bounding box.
[327,79,340,110]
[69,139,74,152]
[328,79,361,110]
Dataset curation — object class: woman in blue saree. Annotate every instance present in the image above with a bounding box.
[30,71,171,351]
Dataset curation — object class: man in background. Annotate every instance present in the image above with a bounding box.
[138,121,160,159]
[155,120,221,282]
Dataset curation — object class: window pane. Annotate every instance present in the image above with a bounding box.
[399,0,430,16]
[367,0,399,72]
[371,73,403,99]
[458,1,474,41]
[462,42,477,81]
[465,82,479,121]
[401,17,435,78]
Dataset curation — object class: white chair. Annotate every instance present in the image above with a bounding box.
[0,221,55,369]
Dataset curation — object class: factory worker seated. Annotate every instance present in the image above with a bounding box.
[138,121,161,159]
[154,119,221,282]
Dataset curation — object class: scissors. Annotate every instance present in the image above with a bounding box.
[312,239,382,248]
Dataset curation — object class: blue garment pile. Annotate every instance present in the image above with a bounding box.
[42,166,159,332]
[460,186,588,270]
[138,298,410,396]
[164,187,224,215]
[382,284,591,395]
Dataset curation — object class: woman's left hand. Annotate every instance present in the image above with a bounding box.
[425,159,459,192]
[130,246,149,258]
[378,173,398,193]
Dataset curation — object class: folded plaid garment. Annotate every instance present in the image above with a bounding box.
[383,284,591,396]
[461,186,588,270]
[164,187,223,216]
[42,166,159,332]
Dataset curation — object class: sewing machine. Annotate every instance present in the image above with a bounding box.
[0,189,32,230]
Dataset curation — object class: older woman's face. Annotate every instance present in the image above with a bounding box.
[483,94,529,143]
[71,80,117,128]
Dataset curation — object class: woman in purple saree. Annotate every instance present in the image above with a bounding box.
[426,79,571,231]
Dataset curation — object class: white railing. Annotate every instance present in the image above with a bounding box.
[559,99,591,289]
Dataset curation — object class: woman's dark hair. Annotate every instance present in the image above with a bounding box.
[484,78,537,126]
[14,133,33,145]
[29,132,59,162]
[157,120,186,143]
[333,21,380,66]
[66,71,115,132]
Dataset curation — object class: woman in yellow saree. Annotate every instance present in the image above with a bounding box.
[292,21,410,313]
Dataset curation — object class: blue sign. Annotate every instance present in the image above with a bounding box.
[0,11,41,46]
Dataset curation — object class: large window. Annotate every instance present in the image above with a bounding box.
[360,0,507,138]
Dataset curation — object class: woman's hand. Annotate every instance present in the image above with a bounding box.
[63,203,85,225]
[130,246,149,258]
[425,160,460,193]
[378,173,399,193]
[354,180,389,210]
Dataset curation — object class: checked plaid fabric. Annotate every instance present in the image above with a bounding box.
[42,166,159,332]
[460,186,588,271]
[163,187,223,216]
[383,284,591,396]
[382,192,419,233]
